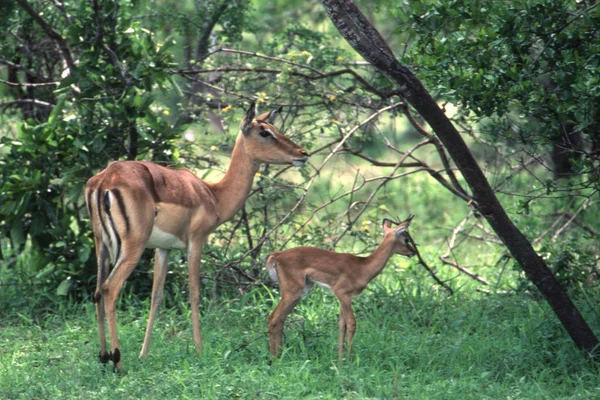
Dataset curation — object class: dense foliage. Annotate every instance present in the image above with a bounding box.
[1,0,600,396]
[402,0,600,179]
[1,0,598,307]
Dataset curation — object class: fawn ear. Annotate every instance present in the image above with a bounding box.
[382,218,393,231]
[241,101,257,134]
[394,215,414,236]
[400,214,414,228]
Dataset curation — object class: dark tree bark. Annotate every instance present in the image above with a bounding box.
[320,0,599,356]
[551,124,583,179]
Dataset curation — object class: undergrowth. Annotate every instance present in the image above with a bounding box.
[1,277,599,399]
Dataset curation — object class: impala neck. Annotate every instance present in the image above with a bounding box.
[362,235,396,282]
[209,133,259,223]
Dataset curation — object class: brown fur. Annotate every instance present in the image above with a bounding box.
[267,217,415,360]
[86,103,308,370]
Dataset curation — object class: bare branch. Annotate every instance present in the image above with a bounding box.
[91,0,133,87]
[409,235,454,295]
[0,79,58,88]
[16,0,76,73]
[551,195,595,243]
[440,212,491,286]
[0,99,55,109]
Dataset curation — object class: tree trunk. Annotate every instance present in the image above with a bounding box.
[320,0,599,356]
[551,123,583,180]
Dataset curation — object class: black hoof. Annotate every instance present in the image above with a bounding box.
[99,351,111,364]
[112,348,121,365]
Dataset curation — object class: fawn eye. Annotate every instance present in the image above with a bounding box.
[404,237,410,244]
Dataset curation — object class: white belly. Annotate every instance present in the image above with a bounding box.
[146,226,186,250]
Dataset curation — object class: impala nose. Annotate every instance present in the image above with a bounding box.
[292,156,308,166]
[292,150,309,166]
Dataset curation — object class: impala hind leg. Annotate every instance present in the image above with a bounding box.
[140,249,170,358]
[186,238,205,353]
[94,242,111,364]
[103,243,146,371]
[336,294,356,360]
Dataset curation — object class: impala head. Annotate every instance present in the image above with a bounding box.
[382,215,416,257]
[240,102,309,166]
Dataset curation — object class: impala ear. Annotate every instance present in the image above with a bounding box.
[241,101,257,134]
[265,106,282,124]
[382,218,393,231]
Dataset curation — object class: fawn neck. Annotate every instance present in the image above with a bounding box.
[209,133,259,223]
[362,235,397,282]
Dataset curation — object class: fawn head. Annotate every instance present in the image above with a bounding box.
[382,215,416,257]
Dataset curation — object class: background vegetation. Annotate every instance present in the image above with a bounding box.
[1,0,599,398]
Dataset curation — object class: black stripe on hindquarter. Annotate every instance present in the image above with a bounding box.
[103,191,122,264]
[96,190,110,241]
[111,189,130,234]
[86,190,93,218]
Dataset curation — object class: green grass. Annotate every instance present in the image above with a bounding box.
[2,280,600,399]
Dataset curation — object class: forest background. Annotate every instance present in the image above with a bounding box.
[1,0,599,398]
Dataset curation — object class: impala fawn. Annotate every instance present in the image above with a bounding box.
[266,216,415,359]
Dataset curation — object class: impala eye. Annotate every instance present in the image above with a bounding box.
[259,128,275,138]
[404,237,410,244]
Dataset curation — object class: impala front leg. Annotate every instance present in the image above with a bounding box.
[187,236,206,353]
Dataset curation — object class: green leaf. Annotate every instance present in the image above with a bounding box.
[78,245,91,263]
[35,264,56,280]
[56,278,73,296]
[167,75,184,98]
[10,219,25,245]
[48,94,67,126]
[30,212,46,236]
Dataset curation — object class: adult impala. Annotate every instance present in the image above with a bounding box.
[266,216,415,359]
[86,102,308,370]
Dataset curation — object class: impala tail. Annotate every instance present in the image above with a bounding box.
[266,254,279,283]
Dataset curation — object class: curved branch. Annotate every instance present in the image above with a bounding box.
[16,0,76,73]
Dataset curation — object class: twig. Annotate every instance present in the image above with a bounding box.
[402,103,469,199]
[16,0,76,73]
[0,79,58,87]
[331,138,431,247]
[551,195,594,243]
[408,234,453,295]
[533,197,576,246]
[0,99,55,109]
[440,212,491,286]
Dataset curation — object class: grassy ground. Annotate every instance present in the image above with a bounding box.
[2,277,600,400]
